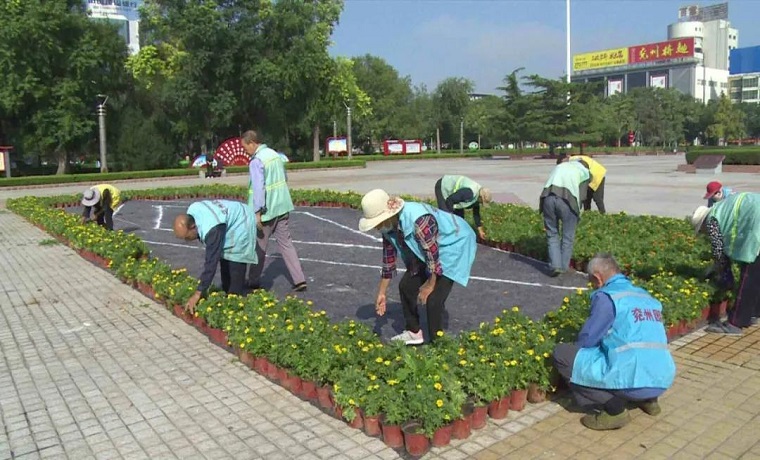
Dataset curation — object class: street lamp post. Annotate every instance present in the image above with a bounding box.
[460,118,464,154]
[344,100,353,160]
[97,94,108,173]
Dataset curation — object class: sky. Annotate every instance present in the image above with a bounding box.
[329,0,760,94]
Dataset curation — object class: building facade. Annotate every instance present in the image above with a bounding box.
[728,46,760,103]
[571,2,733,104]
[84,0,142,55]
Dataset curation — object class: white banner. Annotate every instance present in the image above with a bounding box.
[650,75,667,89]
[608,80,623,95]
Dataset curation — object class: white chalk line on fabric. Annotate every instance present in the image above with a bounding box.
[140,239,586,290]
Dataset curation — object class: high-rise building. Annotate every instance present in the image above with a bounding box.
[728,46,760,104]
[84,0,142,55]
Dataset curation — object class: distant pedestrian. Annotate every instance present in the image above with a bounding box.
[557,154,607,213]
[704,181,735,208]
[242,130,307,292]
[81,184,121,231]
[358,189,477,345]
[172,200,258,313]
[434,175,492,240]
[540,160,590,276]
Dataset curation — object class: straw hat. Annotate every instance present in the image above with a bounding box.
[358,189,405,232]
[479,188,493,204]
[81,187,101,207]
[691,206,711,235]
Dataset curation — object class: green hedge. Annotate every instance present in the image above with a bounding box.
[0,159,366,188]
[685,148,760,165]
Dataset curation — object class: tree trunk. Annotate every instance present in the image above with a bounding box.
[313,124,320,162]
[478,133,481,149]
[56,151,68,175]
[436,128,441,154]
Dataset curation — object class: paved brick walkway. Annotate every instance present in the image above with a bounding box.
[0,211,563,459]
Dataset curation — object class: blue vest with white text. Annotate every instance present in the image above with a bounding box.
[385,202,476,287]
[187,200,258,265]
[571,274,676,390]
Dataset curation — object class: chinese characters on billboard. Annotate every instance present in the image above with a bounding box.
[573,37,696,72]
[629,38,695,65]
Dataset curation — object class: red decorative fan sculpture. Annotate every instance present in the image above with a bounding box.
[214,137,250,166]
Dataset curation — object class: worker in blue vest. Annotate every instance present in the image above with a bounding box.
[434,175,492,240]
[540,160,590,277]
[553,253,676,431]
[358,188,477,345]
[692,192,760,334]
[704,181,736,208]
[172,200,258,313]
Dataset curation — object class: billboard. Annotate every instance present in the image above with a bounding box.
[629,38,695,65]
[573,48,629,72]
[730,46,760,75]
[607,79,623,95]
[650,74,668,89]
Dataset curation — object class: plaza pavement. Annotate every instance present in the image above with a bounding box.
[1,155,760,459]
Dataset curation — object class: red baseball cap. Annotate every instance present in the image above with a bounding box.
[704,181,722,199]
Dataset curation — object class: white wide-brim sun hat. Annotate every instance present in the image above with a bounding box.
[691,205,711,235]
[81,187,101,207]
[358,189,405,232]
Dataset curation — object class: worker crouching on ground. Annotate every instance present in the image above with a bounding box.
[434,175,492,240]
[553,253,676,431]
[358,189,477,345]
[173,200,259,313]
[81,184,121,230]
[692,192,760,335]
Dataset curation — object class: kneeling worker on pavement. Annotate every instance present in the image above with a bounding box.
[359,189,477,345]
[553,253,676,430]
[173,200,258,313]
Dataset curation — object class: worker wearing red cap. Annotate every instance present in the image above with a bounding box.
[704,181,735,208]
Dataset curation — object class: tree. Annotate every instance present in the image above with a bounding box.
[432,78,474,151]
[738,102,760,139]
[598,94,634,147]
[706,93,745,144]
[498,68,530,148]
[0,0,129,173]
[464,95,504,148]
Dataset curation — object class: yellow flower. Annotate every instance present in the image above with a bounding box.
[563,297,570,303]
[348,398,355,406]
[434,382,442,391]
[527,349,534,355]
[436,330,444,337]
[436,399,443,408]
[512,306,519,312]
[375,357,383,363]
[388,379,399,386]
[459,360,467,366]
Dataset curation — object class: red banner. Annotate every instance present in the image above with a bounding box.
[628,38,695,64]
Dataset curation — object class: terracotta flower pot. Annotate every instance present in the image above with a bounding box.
[275,366,287,383]
[488,395,510,419]
[300,380,318,401]
[316,385,333,410]
[510,389,528,411]
[239,351,256,369]
[363,414,381,437]
[471,404,488,430]
[380,418,404,448]
[452,403,473,440]
[264,361,280,381]
[347,408,363,430]
[431,423,453,447]
[192,316,206,330]
[287,373,303,395]
[528,383,547,404]
[253,357,267,374]
[701,307,710,321]
[402,421,430,456]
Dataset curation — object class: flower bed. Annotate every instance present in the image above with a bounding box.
[8,184,728,455]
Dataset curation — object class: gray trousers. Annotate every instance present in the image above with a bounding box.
[553,343,654,409]
[247,213,306,286]
[541,194,578,272]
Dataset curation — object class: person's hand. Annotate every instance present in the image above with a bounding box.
[375,293,387,316]
[256,213,263,231]
[477,227,487,241]
[185,291,202,314]
[418,281,435,304]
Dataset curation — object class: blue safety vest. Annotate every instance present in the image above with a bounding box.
[571,274,676,390]
[384,202,476,287]
[187,200,258,265]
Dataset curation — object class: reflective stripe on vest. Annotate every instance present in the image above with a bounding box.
[614,342,670,353]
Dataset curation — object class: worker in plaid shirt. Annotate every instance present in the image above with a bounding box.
[359,189,477,345]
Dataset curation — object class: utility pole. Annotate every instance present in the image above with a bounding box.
[345,100,353,160]
[97,94,108,173]
[460,118,464,154]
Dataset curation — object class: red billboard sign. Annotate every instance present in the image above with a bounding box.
[629,38,695,65]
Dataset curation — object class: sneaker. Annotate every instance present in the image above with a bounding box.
[637,399,661,416]
[292,282,307,292]
[391,330,424,345]
[705,321,743,335]
[550,269,565,278]
[580,409,631,431]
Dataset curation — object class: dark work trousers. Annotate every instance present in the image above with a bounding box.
[583,178,606,214]
[221,259,247,296]
[434,179,465,219]
[398,268,454,342]
[95,206,114,231]
[729,255,760,328]
[553,343,655,410]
